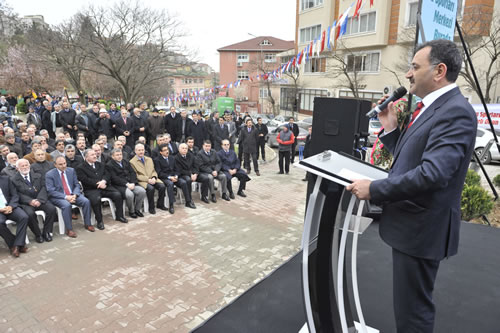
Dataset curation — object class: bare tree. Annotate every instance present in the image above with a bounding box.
[459,8,500,103]
[324,42,365,98]
[282,66,301,119]
[249,55,279,115]
[76,1,188,103]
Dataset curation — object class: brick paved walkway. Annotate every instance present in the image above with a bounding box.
[0,150,307,332]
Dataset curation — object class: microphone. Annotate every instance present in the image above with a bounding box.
[365,86,407,118]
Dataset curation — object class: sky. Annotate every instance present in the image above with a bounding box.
[8,0,296,72]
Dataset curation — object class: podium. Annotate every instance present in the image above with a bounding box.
[296,151,388,333]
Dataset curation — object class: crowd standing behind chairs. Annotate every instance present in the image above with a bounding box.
[0,97,290,258]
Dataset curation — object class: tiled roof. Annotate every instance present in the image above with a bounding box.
[217,36,294,52]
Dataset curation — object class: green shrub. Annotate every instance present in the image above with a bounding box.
[465,169,481,186]
[16,100,27,114]
[494,174,500,188]
[461,184,494,221]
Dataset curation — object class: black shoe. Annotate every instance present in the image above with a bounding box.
[157,205,168,211]
[149,208,156,214]
[97,222,105,230]
[169,205,175,214]
[35,235,44,243]
[185,201,196,209]
[43,233,53,242]
[201,196,210,204]
[256,171,260,176]
[286,171,289,174]
[277,171,284,174]
[237,190,247,197]
[246,169,251,174]
[222,193,230,201]
[229,192,235,199]
[211,194,217,203]
[135,211,144,217]
[302,178,308,181]
[129,212,138,219]
[116,217,128,223]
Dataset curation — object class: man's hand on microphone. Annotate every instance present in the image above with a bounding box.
[376,95,398,133]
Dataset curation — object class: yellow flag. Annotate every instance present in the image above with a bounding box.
[32,91,37,99]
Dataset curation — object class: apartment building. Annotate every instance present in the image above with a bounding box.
[218,36,294,114]
[293,0,497,115]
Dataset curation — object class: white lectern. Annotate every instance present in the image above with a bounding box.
[296,151,387,333]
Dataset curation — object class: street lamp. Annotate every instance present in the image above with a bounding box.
[248,32,263,114]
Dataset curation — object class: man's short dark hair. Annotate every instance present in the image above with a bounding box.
[186,136,194,142]
[289,117,294,121]
[415,39,462,82]
[203,140,212,146]
[257,117,262,121]
[158,143,169,152]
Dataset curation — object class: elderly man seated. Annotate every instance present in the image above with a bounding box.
[23,139,52,164]
[1,152,19,177]
[12,159,57,243]
[45,156,93,238]
[129,143,166,214]
[0,174,29,257]
[31,149,55,176]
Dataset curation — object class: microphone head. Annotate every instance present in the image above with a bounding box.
[393,86,408,99]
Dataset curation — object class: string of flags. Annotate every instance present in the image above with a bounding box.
[161,0,373,104]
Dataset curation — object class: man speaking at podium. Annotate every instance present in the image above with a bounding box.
[347,39,477,332]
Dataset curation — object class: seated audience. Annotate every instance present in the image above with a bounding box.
[23,140,52,164]
[106,148,146,219]
[129,143,166,214]
[196,140,230,203]
[174,143,198,209]
[153,144,180,214]
[12,159,57,243]
[45,156,93,238]
[76,149,127,229]
[186,136,199,156]
[50,140,66,160]
[63,145,83,169]
[1,152,19,177]
[0,174,29,257]
[31,149,56,175]
[5,133,23,157]
[217,139,250,198]
[0,145,9,171]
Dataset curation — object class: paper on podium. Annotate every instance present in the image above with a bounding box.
[297,150,388,186]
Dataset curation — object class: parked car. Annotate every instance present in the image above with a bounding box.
[475,127,500,164]
[368,119,382,146]
[302,116,313,125]
[267,124,308,153]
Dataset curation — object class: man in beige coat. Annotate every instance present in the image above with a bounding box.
[129,143,166,214]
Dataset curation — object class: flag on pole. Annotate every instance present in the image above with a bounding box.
[320,30,326,53]
[353,0,363,18]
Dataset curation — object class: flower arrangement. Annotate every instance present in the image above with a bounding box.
[370,97,414,168]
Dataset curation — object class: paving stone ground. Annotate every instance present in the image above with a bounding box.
[0,148,308,332]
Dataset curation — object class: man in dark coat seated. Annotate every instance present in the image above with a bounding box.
[63,145,83,169]
[217,139,250,198]
[153,144,182,214]
[12,159,57,243]
[195,140,230,203]
[174,143,198,209]
[76,149,127,230]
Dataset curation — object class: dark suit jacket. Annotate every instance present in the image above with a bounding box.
[76,161,111,191]
[31,161,55,176]
[164,113,181,142]
[45,167,82,200]
[0,175,19,208]
[154,155,178,180]
[0,157,7,172]
[187,121,208,149]
[59,109,77,134]
[176,117,192,140]
[175,153,198,177]
[167,142,178,156]
[12,171,48,204]
[196,150,221,174]
[65,156,83,169]
[106,159,138,188]
[95,117,114,138]
[212,124,229,151]
[75,113,93,135]
[115,117,135,147]
[238,126,259,154]
[370,87,477,261]
[287,123,299,143]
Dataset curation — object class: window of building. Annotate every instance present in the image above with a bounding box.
[237,53,249,62]
[264,53,276,63]
[346,52,380,73]
[301,0,324,11]
[345,12,376,35]
[260,39,272,46]
[339,90,383,103]
[299,89,328,111]
[304,57,326,73]
[259,88,269,99]
[299,24,322,44]
[237,70,249,80]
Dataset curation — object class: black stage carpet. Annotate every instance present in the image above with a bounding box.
[193,222,500,333]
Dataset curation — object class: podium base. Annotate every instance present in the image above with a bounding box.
[299,322,379,333]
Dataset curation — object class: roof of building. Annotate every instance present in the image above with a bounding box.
[217,36,294,52]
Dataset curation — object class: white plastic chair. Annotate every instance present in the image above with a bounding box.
[55,205,88,235]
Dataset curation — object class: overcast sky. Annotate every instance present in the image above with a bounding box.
[8,0,296,72]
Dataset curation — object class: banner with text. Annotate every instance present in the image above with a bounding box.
[420,0,458,42]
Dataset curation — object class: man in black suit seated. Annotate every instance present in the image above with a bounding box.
[0,174,29,257]
[106,148,146,219]
[217,139,250,198]
[0,145,9,171]
[112,140,130,161]
[12,159,57,243]
[153,144,180,214]
[151,134,167,160]
[195,140,230,203]
[92,143,109,165]
[1,152,19,178]
[76,149,127,230]
[75,139,87,159]
[186,136,199,156]
[61,145,82,170]
[117,136,133,157]
[174,143,198,209]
